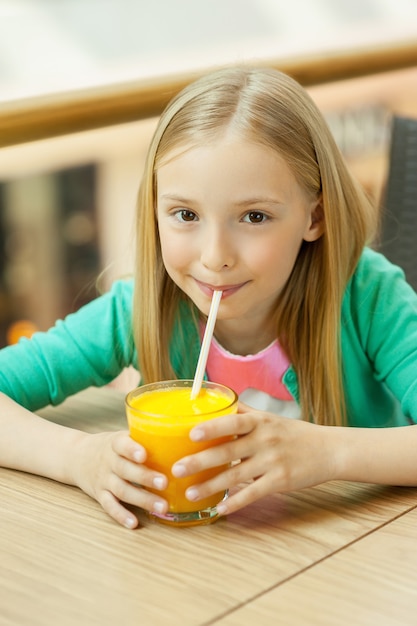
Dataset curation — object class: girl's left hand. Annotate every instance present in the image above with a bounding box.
[171,402,338,515]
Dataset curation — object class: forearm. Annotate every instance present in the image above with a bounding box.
[0,392,86,485]
[0,393,169,530]
[330,423,417,486]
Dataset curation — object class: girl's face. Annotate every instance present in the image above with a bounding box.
[156,136,322,352]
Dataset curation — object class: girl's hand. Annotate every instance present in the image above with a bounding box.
[70,430,168,529]
[172,402,337,516]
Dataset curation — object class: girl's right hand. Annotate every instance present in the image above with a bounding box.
[70,430,168,529]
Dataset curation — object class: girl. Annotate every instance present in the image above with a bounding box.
[1,67,417,530]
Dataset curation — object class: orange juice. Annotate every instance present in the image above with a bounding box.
[125,380,237,526]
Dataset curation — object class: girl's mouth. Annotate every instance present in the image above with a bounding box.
[195,279,247,299]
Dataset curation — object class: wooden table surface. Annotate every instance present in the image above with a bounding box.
[1,387,417,626]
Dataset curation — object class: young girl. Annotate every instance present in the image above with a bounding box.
[1,66,417,530]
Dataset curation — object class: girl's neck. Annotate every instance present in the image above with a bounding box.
[213,319,277,356]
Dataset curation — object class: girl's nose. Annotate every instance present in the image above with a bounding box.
[200,229,235,271]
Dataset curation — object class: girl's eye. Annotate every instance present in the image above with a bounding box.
[176,209,197,222]
[243,211,268,224]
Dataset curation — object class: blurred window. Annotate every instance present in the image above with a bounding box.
[1,0,417,101]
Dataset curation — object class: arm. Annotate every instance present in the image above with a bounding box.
[331,422,417,486]
[173,252,417,513]
[1,391,84,483]
[0,279,137,411]
[0,279,171,527]
[171,404,417,516]
[0,392,169,528]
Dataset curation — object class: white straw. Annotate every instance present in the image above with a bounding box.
[190,290,222,399]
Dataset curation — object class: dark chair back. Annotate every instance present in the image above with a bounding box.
[379,115,417,291]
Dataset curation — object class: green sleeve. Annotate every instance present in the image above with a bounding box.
[0,279,136,410]
[342,248,417,426]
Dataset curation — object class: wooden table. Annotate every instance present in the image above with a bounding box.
[1,388,417,625]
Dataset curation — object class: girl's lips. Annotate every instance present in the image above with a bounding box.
[195,279,247,298]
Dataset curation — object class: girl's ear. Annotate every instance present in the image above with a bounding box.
[303,196,324,242]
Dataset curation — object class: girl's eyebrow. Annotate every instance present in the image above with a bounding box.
[159,193,284,206]
[234,197,284,206]
[158,193,193,203]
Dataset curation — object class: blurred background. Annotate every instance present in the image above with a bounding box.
[0,0,417,357]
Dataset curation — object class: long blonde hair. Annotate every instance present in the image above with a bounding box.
[134,66,378,426]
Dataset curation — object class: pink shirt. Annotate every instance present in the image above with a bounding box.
[206,336,294,401]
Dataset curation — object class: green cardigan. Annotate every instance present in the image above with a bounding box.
[1,248,417,428]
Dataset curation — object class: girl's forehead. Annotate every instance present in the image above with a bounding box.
[154,134,320,205]
[156,132,281,170]
[155,143,198,169]
[154,139,310,206]
[157,122,259,161]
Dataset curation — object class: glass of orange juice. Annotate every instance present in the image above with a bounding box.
[125,379,237,526]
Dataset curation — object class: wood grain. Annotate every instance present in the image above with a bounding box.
[215,506,417,626]
[0,388,416,625]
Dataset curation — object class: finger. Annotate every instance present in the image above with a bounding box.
[172,438,240,479]
[105,475,169,518]
[112,431,147,463]
[183,460,243,503]
[190,411,258,442]
[184,455,266,503]
[216,477,274,516]
[99,489,140,529]
[173,421,265,478]
[111,454,168,491]
[237,401,256,413]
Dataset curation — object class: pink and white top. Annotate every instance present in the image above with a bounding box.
[206,335,301,418]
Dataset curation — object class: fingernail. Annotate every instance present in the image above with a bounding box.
[153,501,165,514]
[186,487,199,501]
[216,503,227,515]
[190,428,204,442]
[153,476,166,490]
[133,449,145,463]
[125,516,136,529]
[172,463,186,477]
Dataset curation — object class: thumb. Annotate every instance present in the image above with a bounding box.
[237,400,254,413]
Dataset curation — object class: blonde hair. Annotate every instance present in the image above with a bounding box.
[134,66,378,426]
